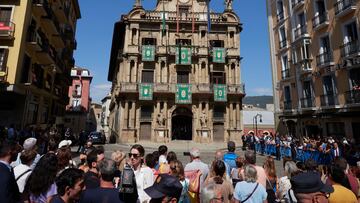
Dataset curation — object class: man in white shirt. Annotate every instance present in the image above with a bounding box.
[11,138,40,169]
[184,148,209,188]
[14,149,37,193]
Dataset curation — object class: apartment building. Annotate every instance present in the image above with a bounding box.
[108,0,245,143]
[64,67,92,135]
[267,0,360,142]
[0,0,80,128]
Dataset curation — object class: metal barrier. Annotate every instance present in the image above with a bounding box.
[255,143,333,165]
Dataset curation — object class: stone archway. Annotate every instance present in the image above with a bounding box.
[171,107,193,140]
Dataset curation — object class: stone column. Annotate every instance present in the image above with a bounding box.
[164,101,168,126]
[236,103,240,129]
[124,101,129,128]
[228,64,233,85]
[126,61,131,82]
[132,61,138,83]
[156,60,161,83]
[125,25,130,52]
[135,105,140,140]
[130,102,136,128]
[205,102,209,123]
[230,103,234,128]
[205,63,209,84]
[235,64,239,85]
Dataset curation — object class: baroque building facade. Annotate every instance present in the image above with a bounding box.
[0,0,80,128]
[267,0,360,142]
[108,0,244,143]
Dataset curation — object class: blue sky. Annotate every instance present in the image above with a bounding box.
[74,0,273,103]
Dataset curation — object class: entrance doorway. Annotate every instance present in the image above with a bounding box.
[172,107,192,140]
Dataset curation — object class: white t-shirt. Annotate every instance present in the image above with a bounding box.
[14,164,32,193]
[159,155,167,164]
[134,165,154,203]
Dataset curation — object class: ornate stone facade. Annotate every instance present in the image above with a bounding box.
[108,0,245,143]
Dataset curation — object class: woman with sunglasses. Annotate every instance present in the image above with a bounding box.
[128,144,154,203]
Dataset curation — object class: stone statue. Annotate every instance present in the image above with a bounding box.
[225,0,233,10]
[157,110,165,127]
[134,0,142,8]
[200,111,208,128]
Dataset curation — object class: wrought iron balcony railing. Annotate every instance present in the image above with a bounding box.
[312,12,329,29]
[340,40,360,57]
[300,97,315,108]
[316,52,333,67]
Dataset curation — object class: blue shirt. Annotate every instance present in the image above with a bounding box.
[234,181,267,203]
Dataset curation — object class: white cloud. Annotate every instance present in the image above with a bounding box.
[249,87,273,96]
[91,83,111,103]
[93,84,112,90]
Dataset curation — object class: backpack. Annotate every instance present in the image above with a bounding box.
[185,170,202,203]
[223,153,237,171]
[118,164,138,203]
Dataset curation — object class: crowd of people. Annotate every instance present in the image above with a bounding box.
[1,125,360,203]
[242,131,360,166]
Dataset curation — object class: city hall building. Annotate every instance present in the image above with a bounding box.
[108,0,244,143]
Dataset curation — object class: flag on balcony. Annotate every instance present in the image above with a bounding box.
[214,84,227,102]
[139,83,153,100]
[142,45,155,61]
[176,47,191,65]
[176,84,192,104]
[213,48,226,63]
[207,0,211,33]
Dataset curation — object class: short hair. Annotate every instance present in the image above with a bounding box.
[244,165,257,183]
[200,182,218,203]
[284,161,299,178]
[333,157,348,171]
[131,144,145,157]
[158,145,168,155]
[152,151,160,161]
[166,151,177,163]
[245,150,256,165]
[145,153,156,168]
[227,141,236,152]
[190,148,200,158]
[20,149,37,165]
[329,165,346,184]
[0,140,19,158]
[57,147,72,170]
[111,150,125,163]
[56,168,84,196]
[86,150,98,168]
[305,159,317,171]
[98,159,116,182]
[213,160,226,177]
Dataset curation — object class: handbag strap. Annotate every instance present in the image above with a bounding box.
[16,169,32,181]
[241,183,259,203]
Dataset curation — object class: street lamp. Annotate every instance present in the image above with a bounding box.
[253,113,262,137]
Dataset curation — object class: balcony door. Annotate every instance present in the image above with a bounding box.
[315,0,326,16]
[303,81,312,98]
[344,21,358,43]
[177,71,189,84]
[319,35,330,54]
[142,70,154,83]
[211,72,225,84]
[323,75,336,105]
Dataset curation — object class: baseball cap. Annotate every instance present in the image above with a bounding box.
[58,140,72,149]
[291,172,334,194]
[23,138,37,150]
[144,174,183,200]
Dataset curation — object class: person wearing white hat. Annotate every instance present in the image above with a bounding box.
[58,140,72,149]
[11,138,41,170]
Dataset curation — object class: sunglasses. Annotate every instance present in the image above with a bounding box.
[128,153,140,158]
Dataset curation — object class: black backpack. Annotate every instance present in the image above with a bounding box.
[118,164,138,203]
